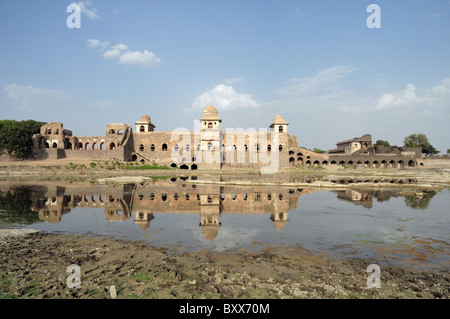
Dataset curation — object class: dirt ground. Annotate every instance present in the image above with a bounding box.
[0,231,448,300]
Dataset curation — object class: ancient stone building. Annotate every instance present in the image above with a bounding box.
[31,106,423,170]
[326,134,423,168]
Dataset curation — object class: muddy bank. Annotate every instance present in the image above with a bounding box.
[0,232,448,299]
[1,160,449,190]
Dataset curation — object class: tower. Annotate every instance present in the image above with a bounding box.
[135,114,155,133]
[199,106,223,170]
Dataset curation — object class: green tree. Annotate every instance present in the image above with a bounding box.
[375,139,390,147]
[0,119,46,159]
[312,148,326,154]
[404,191,437,210]
[403,133,439,156]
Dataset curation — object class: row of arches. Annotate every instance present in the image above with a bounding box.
[77,142,116,150]
[289,157,418,168]
[136,143,285,153]
[134,192,286,202]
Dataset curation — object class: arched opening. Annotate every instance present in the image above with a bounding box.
[208,122,213,128]
[52,142,58,149]
[381,160,387,168]
[139,144,144,152]
[100,143,106,150]
[191,164,198,170]
[170,163,177,168]
[267,144,271,152]
[55,129,59,135]
[331,160,336,165]
[186,144,190,152]
[364,161,370,168]
[279,126,283,132]
[305,160,311,167]
[140,159,145,164]
[197,144,201,151]
[140,126,145,132]
[398,160,404,168]
[180,164,189,170]
[162,144,168,151]
[207,195,213,203]
[109,129,116,134]
[339,161,345,166]
[297,157,303,165]
[132,154,137,161]
[289,150,295,156]
[93,143,98,150]
[207,142,213,151]
[408,160,415,167]
[109,143,116,150]
[389,160,395,168]
[47,128,52,135]
[66,142,72,150]
[279,145,283,152]
[85,143,91,150]
[347,161,354,167]
[78,142,82,149]
[372,161,379,168]
[174,144,179,152]
[117,129,124,135]
[289,157,295,166]
[322,160,328,166]
[244,144,248,152]
[313,160,320,167]
[151,144,155,151]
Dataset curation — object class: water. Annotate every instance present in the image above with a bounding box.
[0,179,448,270]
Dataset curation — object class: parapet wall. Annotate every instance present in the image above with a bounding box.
[422,158,450,168]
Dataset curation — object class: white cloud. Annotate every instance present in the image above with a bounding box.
[90,100,115,109]
[88,40,162,68]
[75,1,100,20]
[189,84,260,111]
[103,49,121,60]
[87,39,109,48]
[118,50,162,67]
[4,84,69,110]
[111,43,129,51]
[275,65,356,97]
[375,80,449,110]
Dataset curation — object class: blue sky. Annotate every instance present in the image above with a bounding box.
[0,0,449,151]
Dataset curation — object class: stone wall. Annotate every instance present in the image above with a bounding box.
[422,158,450,168]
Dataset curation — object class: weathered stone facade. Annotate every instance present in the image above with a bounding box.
[326,134,423,168]
[31,106,423,170]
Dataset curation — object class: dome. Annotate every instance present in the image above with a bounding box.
[201,105,221,122]
[135,114,154,125]
[271,114,288,126]
[203,105,218,115]
[140,114,151,122]
[273,115,286,123]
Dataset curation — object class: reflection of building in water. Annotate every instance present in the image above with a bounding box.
[336,190,374,208]
[335,189,403,209]
[13,178,313,240]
